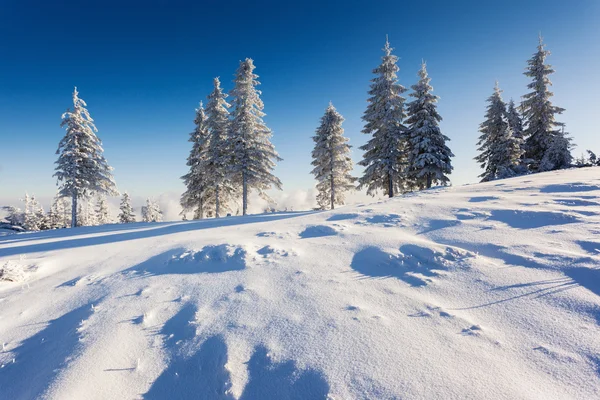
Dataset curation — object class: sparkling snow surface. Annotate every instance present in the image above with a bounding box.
[1,168,599,399]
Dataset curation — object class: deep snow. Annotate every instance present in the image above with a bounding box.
[1,168,599,399]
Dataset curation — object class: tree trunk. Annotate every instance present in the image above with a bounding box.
[330,175,335,210]
[215,185,220,218]
[71,192,78,228]
[388,173,394,198]
[242,171,248,216]
[426,174,432,189]
[330,162,335,210]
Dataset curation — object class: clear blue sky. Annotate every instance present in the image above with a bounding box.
[1,0,598,207]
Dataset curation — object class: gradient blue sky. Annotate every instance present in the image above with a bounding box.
[1,0,598,207]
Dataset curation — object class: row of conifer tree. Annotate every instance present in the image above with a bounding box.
[475,36,573,182]
[2,193,163,231]
[180,37,454,217]
[4,37,582,231]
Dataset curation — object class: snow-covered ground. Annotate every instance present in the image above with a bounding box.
[1,168,599,399]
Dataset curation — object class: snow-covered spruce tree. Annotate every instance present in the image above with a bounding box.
[475,83,524,182]
[151,200,163,223]
[505,99,528,173]
[54,87,118,228]
[540,126,572,171]
[21,194,42,231]
[181,102,215,219]
[506,99,524,142]
[587,150,599,166]
[47,194,67,229]
[522,36,572,171]
[311,103,356,210]
[96,196,111,225]
[405,62,453,190]
[206,78,238,217]
[77,196,97,227]
[228,59,282,215]
[358,37,408,197]
[21,194,32,230]
[60,197,71,227]
[118,192,136,223]
[2,206,24,228]
[142,198,162,223]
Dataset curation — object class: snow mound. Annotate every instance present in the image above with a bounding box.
[1,168,600,399]
[136,245,247,275]
[0,258,36,283]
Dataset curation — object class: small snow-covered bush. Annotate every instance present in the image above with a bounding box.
[0,260,31,283]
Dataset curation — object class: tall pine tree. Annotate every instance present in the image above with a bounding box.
[475,83,523,182]
[522,36,571,171]
[181,101,214,219]
[54,87,118,227]
[206,78,237,217]
[229,59,282,215]
[142,198,162,223]
[358,37,408,197]
[505,99,527,173]
[118,192,136,223]
[405,62,453,189]
[311,103,356,210]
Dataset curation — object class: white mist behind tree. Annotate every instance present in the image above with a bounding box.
[54,87,118,227]
[142,198,163,223]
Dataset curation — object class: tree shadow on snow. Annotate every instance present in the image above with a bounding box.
[0,303,95,400]
[299,225,337,239]
[326,213,359,222]
[123,245,246,277]
[577,241,600,255]
[144,335,234,400]
[455,267,600,310]
[350,244,449,287]
[0,212,316,258]
[239,346,330,400]
[469,196,499,203]
[539,183,600,193]
[419,219,461,234]
[160,303,198,347]
[488,209,579,229]
[564,267,600,297]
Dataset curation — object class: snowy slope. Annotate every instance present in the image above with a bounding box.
[1,168,599,400]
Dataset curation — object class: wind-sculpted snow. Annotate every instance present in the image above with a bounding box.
[0,303,96,400]
[489,209,579,229]
[351,244,463,286]
[298,225,338,238]
[129,245,247,276]
[1,168,600,399]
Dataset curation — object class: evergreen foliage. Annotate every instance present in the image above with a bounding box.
[358,37,408,197]
[522,36,572,171]
[405,62,453,189]
[310,103,356,210]
[54,87,118,227]
[228,59,282,215]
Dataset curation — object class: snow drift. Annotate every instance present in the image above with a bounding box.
[1,168,599,399]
